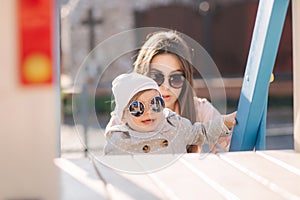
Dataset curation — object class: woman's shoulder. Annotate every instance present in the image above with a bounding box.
[193,97,221,121]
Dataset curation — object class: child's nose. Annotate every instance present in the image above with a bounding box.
[144,106,152,115]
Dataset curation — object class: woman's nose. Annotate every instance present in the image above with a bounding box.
[160,81,170,90]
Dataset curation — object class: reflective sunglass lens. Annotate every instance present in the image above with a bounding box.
[150,96,165,112]
[129,101,144,117]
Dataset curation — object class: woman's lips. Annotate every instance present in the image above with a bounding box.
[162,95,171,101]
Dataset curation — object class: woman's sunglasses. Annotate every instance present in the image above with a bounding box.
[149,72,185,89]
[128,96,165,117]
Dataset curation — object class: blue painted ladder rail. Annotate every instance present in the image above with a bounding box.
[229,0,290,151]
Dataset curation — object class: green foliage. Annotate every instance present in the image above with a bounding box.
[62,94,112,116]
[94,95,112,114]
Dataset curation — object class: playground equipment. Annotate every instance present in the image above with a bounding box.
[58,0,300,198]
[229,0,291,151]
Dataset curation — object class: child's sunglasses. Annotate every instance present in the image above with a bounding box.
[128,96,165,117]
[149,72,185,89]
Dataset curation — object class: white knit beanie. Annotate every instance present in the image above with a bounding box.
[112,72,161,121]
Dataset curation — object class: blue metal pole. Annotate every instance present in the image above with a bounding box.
[255,96,267,150]
[229,0,289,151]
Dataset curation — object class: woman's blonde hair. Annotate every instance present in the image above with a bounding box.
[134,31,196,123]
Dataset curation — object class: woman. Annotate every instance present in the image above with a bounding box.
[133,30,230,153]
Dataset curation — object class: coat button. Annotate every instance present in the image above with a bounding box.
[162,140,168,147]
[142,145,150,153]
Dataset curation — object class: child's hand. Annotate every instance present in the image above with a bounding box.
[223,111,237,130]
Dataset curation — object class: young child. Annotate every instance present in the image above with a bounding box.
[104,72,236,155]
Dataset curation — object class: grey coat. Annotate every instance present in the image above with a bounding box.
[104,109,230,155]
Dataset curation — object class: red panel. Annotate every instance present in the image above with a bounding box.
[18,0,54,85]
